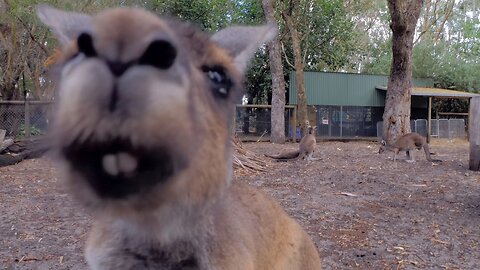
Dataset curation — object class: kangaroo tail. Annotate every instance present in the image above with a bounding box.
[265,150,300,160]
[423,144,442,162]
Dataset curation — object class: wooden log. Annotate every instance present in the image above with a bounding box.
[0,154,24,167]
[0,139,14,153]
[469,97,480,171]
[0,137,50,167]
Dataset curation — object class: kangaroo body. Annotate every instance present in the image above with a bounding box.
[37,5,321,270]
[379,132,441,163]
[266,126,318,162]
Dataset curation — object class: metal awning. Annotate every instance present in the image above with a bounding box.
[376,85,479,99]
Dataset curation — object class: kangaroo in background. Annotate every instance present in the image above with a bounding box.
[266,126,319,162]
[37,4,321,269]
[379,132,442,163]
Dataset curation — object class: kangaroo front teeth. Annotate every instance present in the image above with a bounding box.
[102,154,119,176]
[117,152,138,174]
[102,152,138,176]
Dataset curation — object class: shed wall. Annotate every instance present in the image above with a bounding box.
[289,72,434,107]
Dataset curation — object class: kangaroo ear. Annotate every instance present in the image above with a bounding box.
[211,23,277,73]
[36,4,92,45]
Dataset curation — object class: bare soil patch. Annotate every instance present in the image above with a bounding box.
[1,139,479,269]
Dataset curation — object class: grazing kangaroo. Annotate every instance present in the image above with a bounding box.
[37,5,321,270]
[266,126,319,162]
[379,132,442,163]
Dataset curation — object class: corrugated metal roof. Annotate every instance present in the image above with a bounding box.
[375,86,479,98]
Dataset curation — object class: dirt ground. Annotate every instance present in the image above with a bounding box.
[1,139,479,270]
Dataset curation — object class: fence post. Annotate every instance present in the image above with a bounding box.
[427,96,432,143]
[24,100,31,138]
[292,106,297,142]
[469,97,480,171]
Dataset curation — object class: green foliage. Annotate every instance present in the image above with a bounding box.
[278,0,359,72]
[6,0,476,109]
[412,40,480,92]
[305,0,358,71]
[147,0,263,31]
[244,50,275,104]
[361,40,392,75]
[362,0,480,94]
[18,124,43,138]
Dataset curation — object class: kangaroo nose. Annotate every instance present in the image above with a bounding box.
[138,39,177,70]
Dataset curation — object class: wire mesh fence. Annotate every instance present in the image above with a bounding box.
[315,105,384,138]
[0,101,53,138]
[1,101,467,141]
[376,118,466,139]
[234,105,296,140]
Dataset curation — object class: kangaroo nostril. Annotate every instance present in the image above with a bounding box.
[108,62,130,77]
[109,84,119,112]
[107,61,132,77]
[77,32,97,57]
[139,39,177,70]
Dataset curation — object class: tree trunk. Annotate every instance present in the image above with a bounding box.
[282,11,309,137]
[469,97,480,171]
[382,0,423,142]
[262,0,286,144]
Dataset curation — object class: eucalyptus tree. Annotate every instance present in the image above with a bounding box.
[279,0,357,136]
[382,0,423,142]
[262,0,285,143]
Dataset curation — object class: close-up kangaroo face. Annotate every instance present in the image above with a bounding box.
[38,5,274,213]
[35,6,324,269]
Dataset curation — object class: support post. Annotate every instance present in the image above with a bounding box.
[292,106,297,142]
[232,106,237,134]
[24,100,30,138]
[469,97,480,171]
[427,96,432,143]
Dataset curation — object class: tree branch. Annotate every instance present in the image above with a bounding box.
[14,15,49,55]
[280,41,295,69]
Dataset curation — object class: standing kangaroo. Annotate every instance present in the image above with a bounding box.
[379,132,442,163]
[266,126,319,162]
[37,5,321,270]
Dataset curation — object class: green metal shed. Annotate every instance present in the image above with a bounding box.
[287,72,438,138]
[288,71,434,107]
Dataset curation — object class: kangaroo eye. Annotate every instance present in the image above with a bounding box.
[77,33,97,57]
[202,66,232,99]
[139,40,177,69]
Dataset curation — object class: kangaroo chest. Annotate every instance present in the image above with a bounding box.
[89,239,208,270]
[122,247,199,270]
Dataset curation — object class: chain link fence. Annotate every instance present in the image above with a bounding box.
[0,101,53,139]
[234,105,296,140]
[376,118,467,139]
[314,105,384,138]
[2,101,465,141]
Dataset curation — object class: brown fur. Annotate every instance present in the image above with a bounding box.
[37,5,321,270]
[379,132,441,163]
[266,126,319,162]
